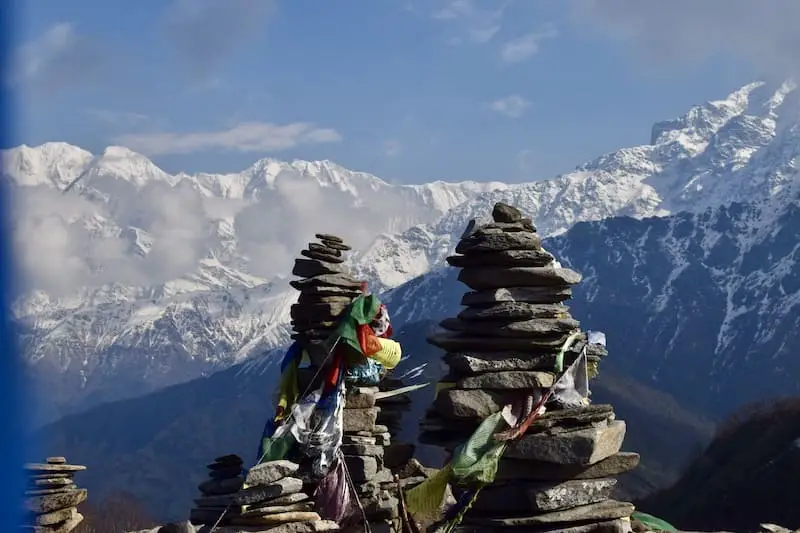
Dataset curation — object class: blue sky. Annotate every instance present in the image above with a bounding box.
[7,0,797,183]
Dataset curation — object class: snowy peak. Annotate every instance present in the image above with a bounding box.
[2,142,93,189]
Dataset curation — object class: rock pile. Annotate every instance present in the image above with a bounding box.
[290,233,362,355]
[190,454,339,532]
[23,457,87,533]
[342,386,401,533]
[419,202,639,533]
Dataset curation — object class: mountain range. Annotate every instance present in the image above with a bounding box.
[4,79,800,424]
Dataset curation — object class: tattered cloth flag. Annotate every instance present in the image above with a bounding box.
[315,456,361,526]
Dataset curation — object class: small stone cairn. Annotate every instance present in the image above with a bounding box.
[419,202,640,533]
[189,454,338,532]
[23,457,87,533]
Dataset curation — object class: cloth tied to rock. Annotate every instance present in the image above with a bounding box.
[405,341,592,520]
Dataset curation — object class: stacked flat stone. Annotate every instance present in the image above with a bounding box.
[342,386,401,533]
[23,457,86,533]
[376,377,416,473]
[290,233,362,354]
[419,202,639,533]
[191,455,338,533]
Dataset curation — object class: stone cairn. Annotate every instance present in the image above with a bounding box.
[189,454,337,532]
[23,457,87,533]
[418,202,640,533]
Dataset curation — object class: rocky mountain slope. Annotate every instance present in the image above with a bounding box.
[7,79,800,420]
[33,320,713,522]
[640,396,800,532]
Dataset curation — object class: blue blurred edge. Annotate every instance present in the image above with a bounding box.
[1,0,28,529]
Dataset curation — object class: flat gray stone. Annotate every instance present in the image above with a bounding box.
[343,408,380,432]
[465,499,635,527]
[292,258,344,278]
[230,511,321,526]
[495,452,640,482]
[458,302,569,322]
[445,351,559,374]
[345,387,378,408]
[244,461,299,487]
[505,420,627,464]
[434,388,505,419]
[456,370,555,390]
[233,477,304,505]
[455,517,631,533]
[472,478,617,513]
[461,286,573,307]
[342,455,379,482]
[340,443,384,457]
[34,506,76,526]
[458,266,582,290]
[456,231,542,254]
[301,249,344,264]
[440,317,580,337]
[198,519,339,532]
[25,488,87,513]
[290,273,361,290]
[24,463,86,473]
[428,331,571,353]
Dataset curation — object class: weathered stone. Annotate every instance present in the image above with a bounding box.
[291,301,349,320]
[345,387,378,408]
[308,242,342,256]
[492,202,523,223]
[343,456,379,482]
[295,285,362,298]
[465,499,634,527]
[198,519,340,533]
[340,443,384,457]
[297,294,353,307]
[457,370,555,390]
[292,259,344,278]
[34,506,75,526]
[458,302,569,322]
[315,233,343,243]
[24,463,86,473]
[51,510,84,533]
[434,389,505,419]
[343,408,380,432]
[301,249,344,264]
[199,476,244,495]
[444,351,559,374]
[495,452,640,481]
[472,478,617,513]
[428,331,570,353]
[245,461,299,487]
[462,286,573,306]
[26,486,79,496]
[342,435,377,445]
[246,492,309,508]
[505,420,627,464]
[290,273,361,290]
[242,502,313,516]
[46,457,67,464]
[458,266,582,290]
[29,477,75,489]
[25,488,87,513]
[230,511,321,526]
[440,317,580,337]
[233,477,304,505]
[455,232,542,255]
[455,517,631,533]
[478,221,533,233]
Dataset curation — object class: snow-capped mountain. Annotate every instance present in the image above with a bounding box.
[353,80,800,290]
[3,143,506,421]
[6,79,800,421]
[383,190,800,418]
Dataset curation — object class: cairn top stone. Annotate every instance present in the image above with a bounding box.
[315,233,343,243]
[46,457,67,465]
[492,202,523,223]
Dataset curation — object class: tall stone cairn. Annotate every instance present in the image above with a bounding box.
[419,202,640,533]
[189,454,338,533]
[23,457,87,533]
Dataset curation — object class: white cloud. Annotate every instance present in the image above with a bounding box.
[383,139,403,158]
[490,94,531,118]
[431,0,507,45]
[7,23,104,88]
[165,0,278,78]
[115,122,342,156]
[569,0,800,77]
[501,24,557,64]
